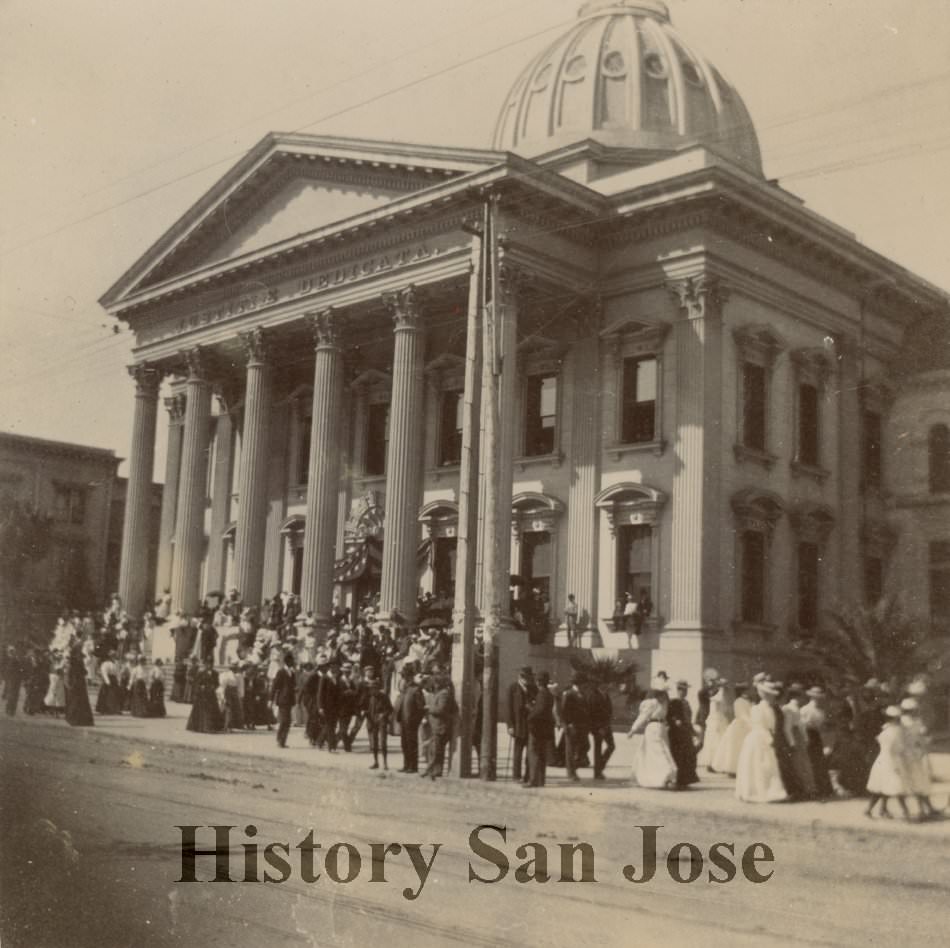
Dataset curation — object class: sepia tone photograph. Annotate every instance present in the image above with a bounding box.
[1,1,949,945]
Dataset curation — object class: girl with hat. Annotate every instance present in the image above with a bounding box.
[900,699,941,820]
[712,682,752,776]
[697,677,733,772]
[865,706,912,819]
[735,679,788,804]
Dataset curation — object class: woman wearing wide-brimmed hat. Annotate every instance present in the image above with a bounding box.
[735,679,788,803]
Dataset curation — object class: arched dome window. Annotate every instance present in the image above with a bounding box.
[930,423,950,493]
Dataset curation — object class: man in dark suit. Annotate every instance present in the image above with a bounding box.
[667,679,699,788]
[270,652,297,748]
[317,663,342,751]
[423,674,456,779]
[398,670,426,773]
[507,666,536,784]
[590,680,614,780]
[526,670,555,787]
[561,673,590,782]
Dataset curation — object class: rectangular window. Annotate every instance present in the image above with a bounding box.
[53,485,86,525]
[930,541,950,635]
[740,530,766,624]
[438,390,463,466]
[617,524,652,603]
[524,374,557,457]
[621,356,657,443]
[291,547,304,596]
[365,403,389,476]
[798,541,820,631]
[862,411,882,489]
[521,531,553,601]
[742,363,767,451]
[864,556,884,606]
[798,383,820,467]
[433,536,458,598]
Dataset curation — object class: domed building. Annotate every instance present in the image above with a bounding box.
[102,1,950,735]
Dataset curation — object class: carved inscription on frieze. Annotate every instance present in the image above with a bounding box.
[137,238,457,346]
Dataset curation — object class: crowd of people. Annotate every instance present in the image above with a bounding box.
[0,590,943,819]
[614,668,943,821]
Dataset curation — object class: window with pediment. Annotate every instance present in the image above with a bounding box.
[731,488,785,628]
[790,348,832,480]
[790,502,835,634]
[733,326,785,467]
[595,482,667,616]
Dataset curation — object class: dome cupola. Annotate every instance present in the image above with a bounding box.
[492,0,762,175]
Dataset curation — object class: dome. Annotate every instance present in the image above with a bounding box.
[492,0,763,176]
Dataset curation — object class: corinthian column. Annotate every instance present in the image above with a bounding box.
[118,363,161,619]
[232,327,272,607]
[171,348,212,615]
[155,392,185,600]
[661,275,728,683]
[301,309,345,627]
[378,286,426,624]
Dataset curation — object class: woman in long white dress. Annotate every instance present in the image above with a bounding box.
[735,681,788,803]
[712,685,751,775]
[628,693,677,789]
[865,706,911,819]
[698,682,733,771]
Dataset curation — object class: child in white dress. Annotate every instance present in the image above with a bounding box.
[865,706,911,820]
[900,698,941,820]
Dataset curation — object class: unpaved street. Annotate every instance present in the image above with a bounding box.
[1,719,947,947]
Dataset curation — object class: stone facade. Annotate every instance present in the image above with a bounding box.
[99,2,949,712]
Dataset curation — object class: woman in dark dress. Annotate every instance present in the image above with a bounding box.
[64,643,94,727]
[171,660,187,702]
[183,657,199,703]
[186,659,224,733]
[147,659,167,718]
[25,650,50,715]
[129,656,150,717]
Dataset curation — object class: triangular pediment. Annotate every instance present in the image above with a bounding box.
[100,133,505,309]
[200,176,406,268]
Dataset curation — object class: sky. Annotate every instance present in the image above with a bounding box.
[1,0,949,481]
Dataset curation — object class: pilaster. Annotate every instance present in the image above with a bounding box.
[156,391,186,598]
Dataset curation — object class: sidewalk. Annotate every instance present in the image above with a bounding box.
[7,702,950,840]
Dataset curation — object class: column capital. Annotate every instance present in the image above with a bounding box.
[128,363,161,398]
[307,308,345,350]
[164,392,187,423]
[383,285,424,331]
[667,274,729,321]
[238,326,270,365]
[182,347,209,381]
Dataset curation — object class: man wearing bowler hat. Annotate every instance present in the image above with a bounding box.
[507,666,536,784]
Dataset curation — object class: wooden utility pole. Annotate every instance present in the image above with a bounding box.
[450,210,485,778]
[479,195,503,781]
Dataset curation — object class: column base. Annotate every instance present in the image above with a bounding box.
[651,624,733,690]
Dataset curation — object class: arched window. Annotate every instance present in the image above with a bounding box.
[930,424,950,493]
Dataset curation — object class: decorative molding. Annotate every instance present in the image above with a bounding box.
[383,284,424,331]
[667,274,728,321]
[733,324,786,367]
[790,346,834,388]
[605,440,666,460]
[238,326,270,364]
[511,491,565,534]
[183,347,208,381]
[790,460,831,484]
[733,444,778,469]
[128,363,161,398]
[164,393,187,424]
[789,502,835,544]
[730,487,785,534]
[307,307,345,349]
[594,482,667,537]
[515,451,564,472]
